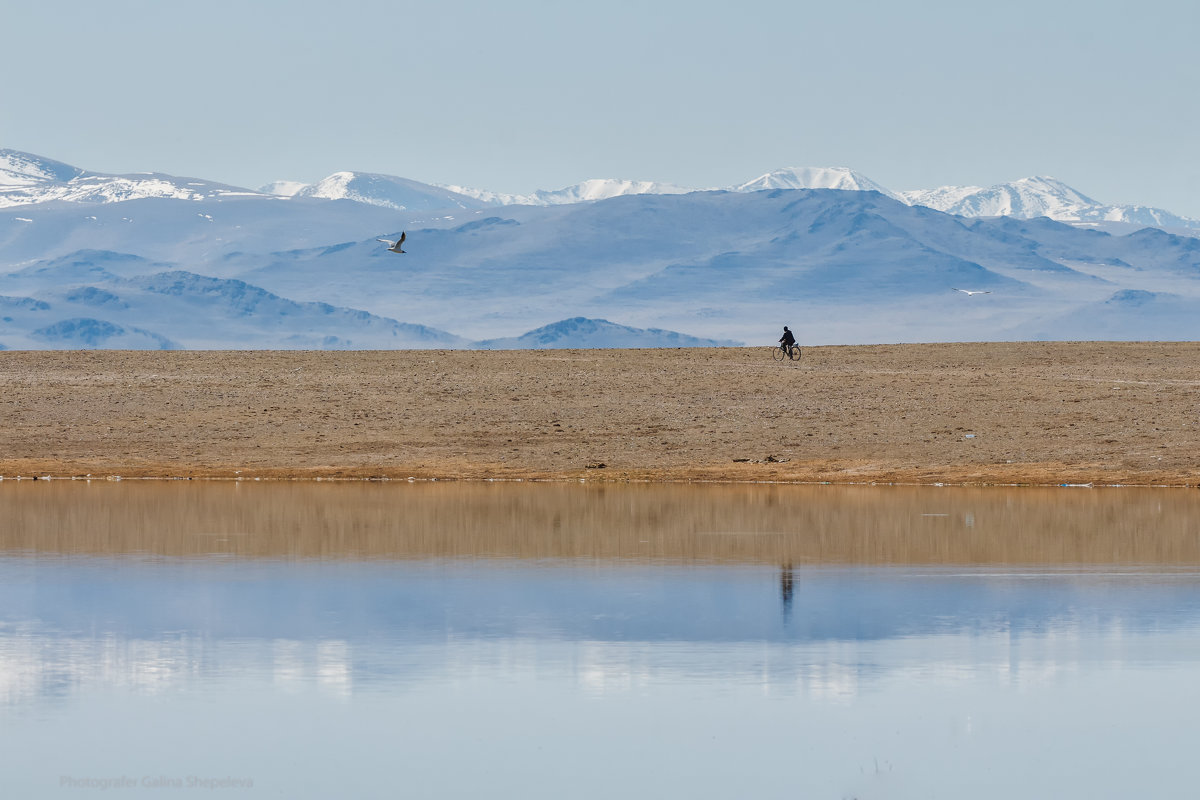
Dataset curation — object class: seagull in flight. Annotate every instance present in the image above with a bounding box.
[951,287,991,296]
[377,232,406,253]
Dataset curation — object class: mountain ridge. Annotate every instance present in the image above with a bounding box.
[5,148,1197,234]
[6,187,1197,348]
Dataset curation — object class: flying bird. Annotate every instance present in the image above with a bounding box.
[377,232,406,253]
[951,288,991,296]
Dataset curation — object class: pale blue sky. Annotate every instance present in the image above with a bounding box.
[4,0,1198,215]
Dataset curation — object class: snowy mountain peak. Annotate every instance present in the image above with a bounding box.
[1,149,85,186]
[901,174,1102,218]
[899,175,1190,229]
[0,148,267,208]
[276,170,485,211]
[300,172,361,199]
[734,167,901,200]
[1010,175,1101,206]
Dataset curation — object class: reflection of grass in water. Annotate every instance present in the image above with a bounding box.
[697,531,795,536]
[3,481,1200,566]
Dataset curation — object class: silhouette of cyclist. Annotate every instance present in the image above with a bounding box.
[779,326,796,356]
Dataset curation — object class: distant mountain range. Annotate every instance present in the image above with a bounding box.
[261,166,1200,235]
[4,148,1198,234]
[2,148,1199,349]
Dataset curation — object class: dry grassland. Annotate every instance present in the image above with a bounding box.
[2,342,1199,485]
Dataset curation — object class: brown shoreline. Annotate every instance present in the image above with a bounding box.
[2,343,1199,486]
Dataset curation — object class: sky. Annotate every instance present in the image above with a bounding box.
[4,0,1199,216]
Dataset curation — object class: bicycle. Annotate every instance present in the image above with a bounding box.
[772,342,802,362]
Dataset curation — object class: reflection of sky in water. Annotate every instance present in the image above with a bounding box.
[4,557,1200,798]
[5,559,1200,702]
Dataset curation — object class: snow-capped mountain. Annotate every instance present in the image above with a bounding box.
[7,148,1200,234]
[438,178,695,207]
[203,161,1200,234]
[269,163,1200,234]
[438,169,891,207]
[0,149,268,207]
[277,168,889,209]
[732,167,901,200]
[901,176,1099,218]
[262,171,487,211]
[900,176,1197,231]
[264,172,694,209]
[1,149,84,185]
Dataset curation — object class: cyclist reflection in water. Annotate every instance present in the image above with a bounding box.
[779,326,796,356]
[780,562,795,623]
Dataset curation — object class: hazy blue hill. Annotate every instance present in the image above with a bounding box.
[119,271,467,349]
[64,286,128,308]
[1,295,51,312]
[1,268,467,350]
[4,250,160,292]
[475,317,739,349]
[1021,289,1199,341]
[30,317,176,349]
[3,186,1200,347]
[1104,228,1200,274]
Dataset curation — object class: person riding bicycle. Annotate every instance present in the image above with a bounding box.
[779,326,796,356]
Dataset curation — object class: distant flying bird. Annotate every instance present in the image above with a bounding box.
[377,232,406,253]
[951,287,991,296]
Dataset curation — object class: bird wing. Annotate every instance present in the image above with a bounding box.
[399,232,406,245]
[376,238,394,246]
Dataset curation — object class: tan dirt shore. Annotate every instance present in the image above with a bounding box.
[1,343,1199,485]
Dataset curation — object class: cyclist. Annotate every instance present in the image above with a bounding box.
[779,326,796,357]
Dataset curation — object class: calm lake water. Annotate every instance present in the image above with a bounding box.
[3,481,1200,799]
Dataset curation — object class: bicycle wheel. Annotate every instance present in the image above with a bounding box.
[772,346,786,361]
[789,346,802,362]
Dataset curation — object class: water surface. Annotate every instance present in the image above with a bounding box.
[3,482,1199,798]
